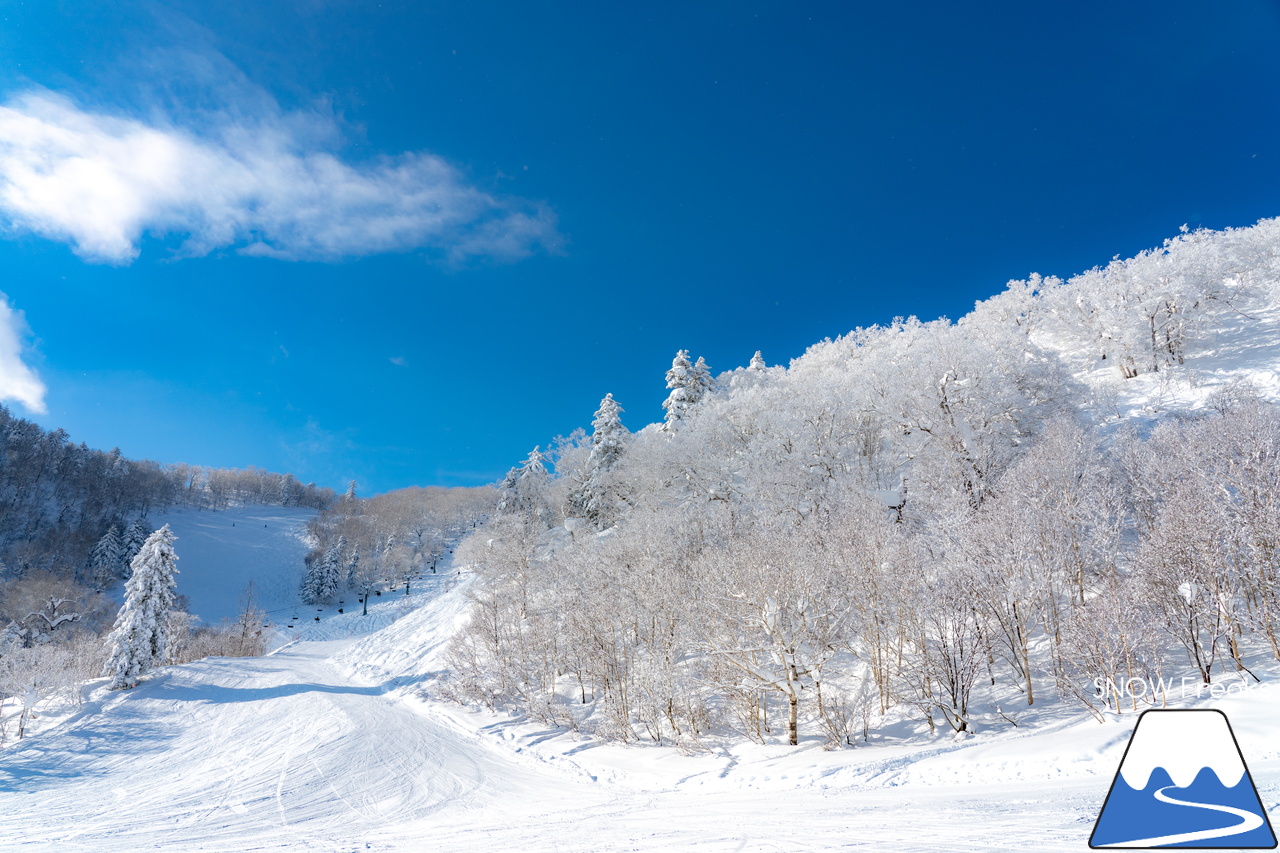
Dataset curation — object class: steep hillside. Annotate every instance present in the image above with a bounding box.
[148,505,317,625]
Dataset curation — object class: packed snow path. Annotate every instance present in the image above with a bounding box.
[0,639,611,852]
[0,633,1113,853]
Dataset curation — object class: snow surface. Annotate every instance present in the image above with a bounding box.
[1045,291,1280,425]
[149,505,316,625]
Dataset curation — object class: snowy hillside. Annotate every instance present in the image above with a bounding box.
[150,505,317,625]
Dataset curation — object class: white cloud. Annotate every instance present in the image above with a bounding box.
[0,292,47,413]
[0,90,559,264]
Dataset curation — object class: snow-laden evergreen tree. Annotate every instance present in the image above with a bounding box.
[495,467,520,508]
[102,525,179,691]
[344,480,358,503]
[568,394,630,527]
[497,446,552,525]
[346,544,361,589]
[588,394,627,469]
[749,350,766,371]
[123,517,153,566]
[692,356,715,397]
[89,525,125,591]
[300,541,341,604]
[334,535,349,585]
[661,350,697,431]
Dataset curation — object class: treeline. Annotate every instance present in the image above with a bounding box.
[442,218,1280,749]
[300,485,495,604]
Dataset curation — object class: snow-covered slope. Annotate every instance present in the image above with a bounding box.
[1060,295,1280,424]
[149,505,316,625]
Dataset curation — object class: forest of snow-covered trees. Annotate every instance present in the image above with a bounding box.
[301,485,495,606]
[442,218,1280,749]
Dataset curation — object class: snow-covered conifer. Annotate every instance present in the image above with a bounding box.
[497,446,550,521]
[334,536,349,586]
[568,394,631,526]
[123,518,153,565]
[346,545,361,589]
[89,525,125,591]
[692,356,714,398]
[661,350,699,431]
[589,394,627,467]
[301,541,341,604]
[749,350,766,370]
[495,467,520,509]
[102,525,180,690]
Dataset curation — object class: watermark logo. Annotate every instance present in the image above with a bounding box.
[1090,709,1276,849]
[1094,675,1255,704]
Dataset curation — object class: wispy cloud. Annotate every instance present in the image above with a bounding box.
[0,292,46,413]
[0,85,560,265]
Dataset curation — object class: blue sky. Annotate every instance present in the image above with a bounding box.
[1,1,1279,494]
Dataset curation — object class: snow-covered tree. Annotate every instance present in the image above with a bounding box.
[661,350,698,431]
[346,544,361,589]
[588,394,627,468]
[122,517,153,566]
[692,356,714,397]
[23,595,83,644]
[102,525,179,690]
[301,541,341,605]
[0,644,76,741]
[89,525,125,591]
[748,350,766,371]
[497,446,552,526]
[568,394,631,527]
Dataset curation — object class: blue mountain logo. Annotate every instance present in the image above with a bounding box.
[1091,709,1276,848]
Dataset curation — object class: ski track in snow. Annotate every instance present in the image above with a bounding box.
[0,641,598,852]
[0,626,1126,852]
